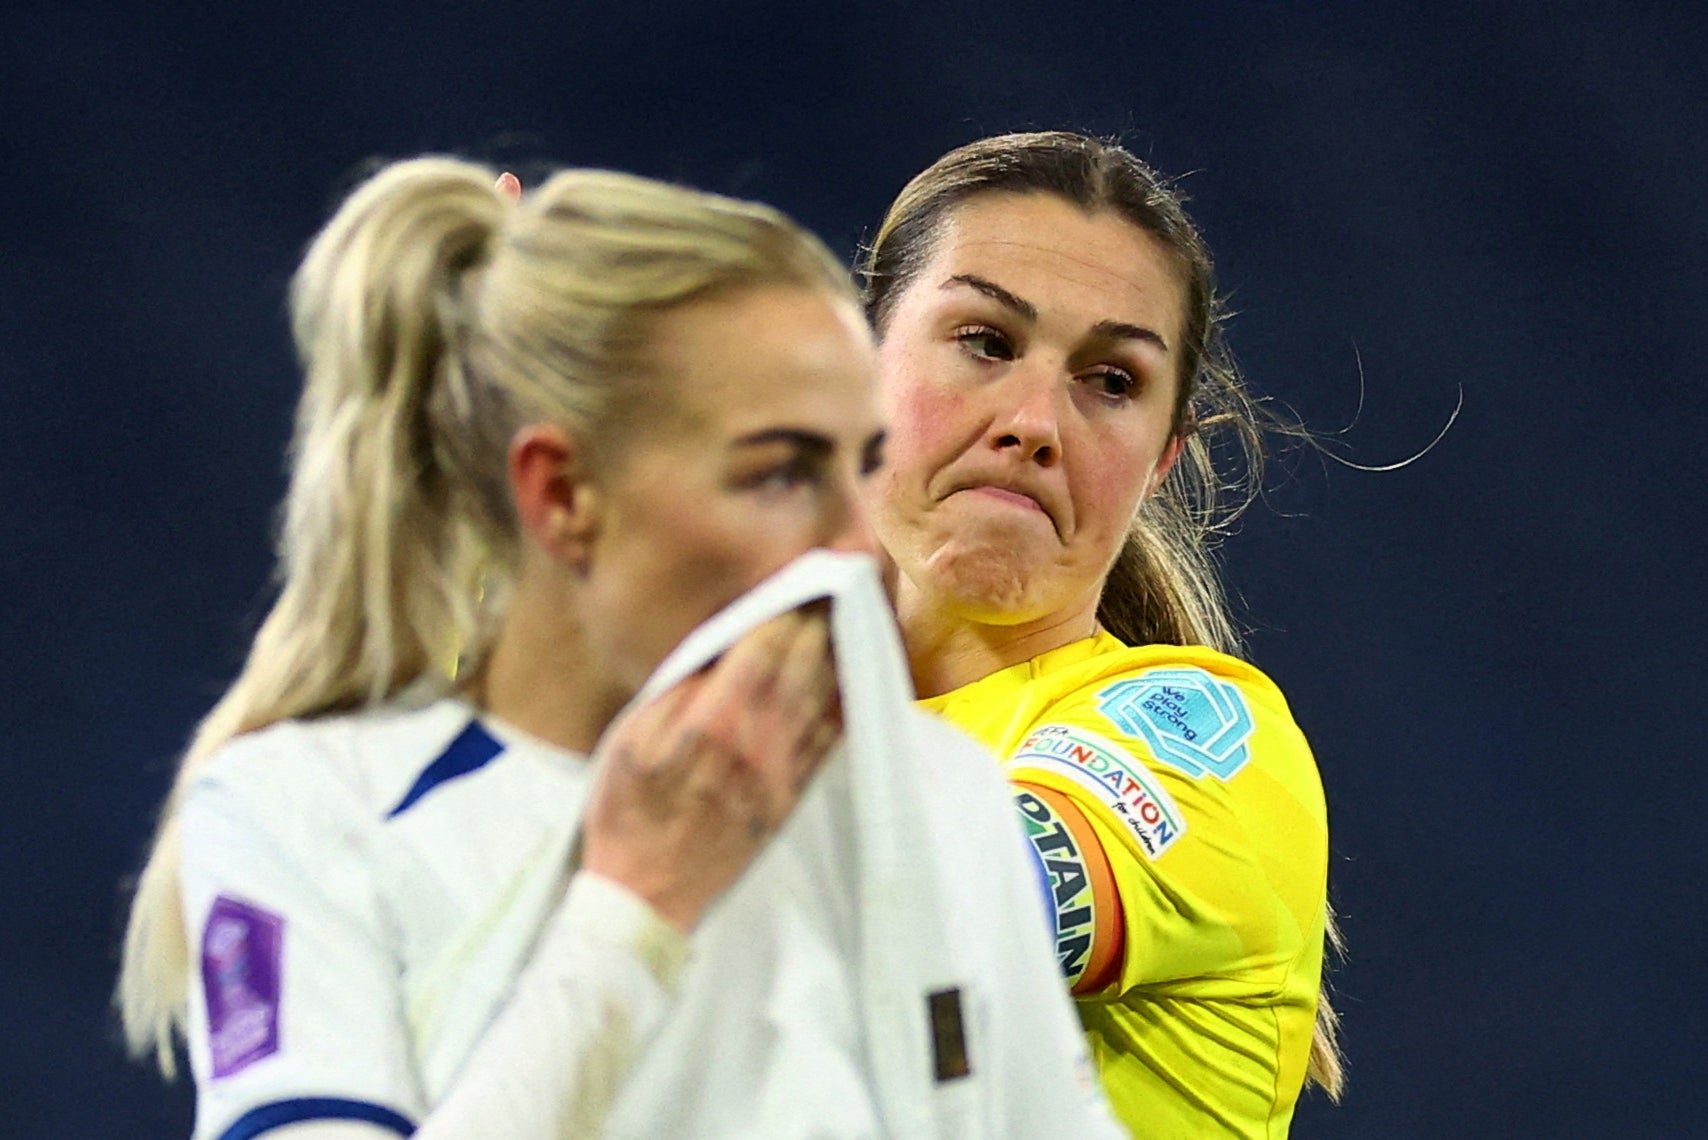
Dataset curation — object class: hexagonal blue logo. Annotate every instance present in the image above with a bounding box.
[1096,668,1255,781]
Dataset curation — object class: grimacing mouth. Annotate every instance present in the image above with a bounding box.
[940,475,1064,540]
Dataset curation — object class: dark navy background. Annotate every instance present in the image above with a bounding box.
[4,3,1702,1136]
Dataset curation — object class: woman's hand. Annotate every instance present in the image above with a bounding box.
[580,608,840,932]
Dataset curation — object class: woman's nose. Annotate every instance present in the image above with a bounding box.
[990,365,1064,466]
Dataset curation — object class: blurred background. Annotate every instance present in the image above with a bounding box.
[4,2,1703,1135]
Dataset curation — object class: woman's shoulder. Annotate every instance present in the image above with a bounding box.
[190,695,482,821]
[1034,635,1297,722]
[1014,636,1314,794]
[1008,639,1324,876]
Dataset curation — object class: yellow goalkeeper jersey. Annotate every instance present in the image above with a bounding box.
[919,632,1328,1138]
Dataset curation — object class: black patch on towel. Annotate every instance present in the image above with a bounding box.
[928,988,971,1082]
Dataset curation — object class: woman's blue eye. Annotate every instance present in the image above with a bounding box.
[955,327,1015,361]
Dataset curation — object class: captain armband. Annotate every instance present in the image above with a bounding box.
[1014,783,1123,994]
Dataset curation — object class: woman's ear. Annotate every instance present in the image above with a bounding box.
[509,423,601,570]
[1146,431,1188,497]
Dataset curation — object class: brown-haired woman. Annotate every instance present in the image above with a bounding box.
[862,131,1343,1137]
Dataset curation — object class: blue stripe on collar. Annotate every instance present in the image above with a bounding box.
[386,720,505,819]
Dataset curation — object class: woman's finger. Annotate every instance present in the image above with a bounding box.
[788,712,843,795]
[603,675,697,781]
[763,612,838,764]
[686,612,802,715]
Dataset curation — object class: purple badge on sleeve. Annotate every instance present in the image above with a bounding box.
[201,895,284,1078]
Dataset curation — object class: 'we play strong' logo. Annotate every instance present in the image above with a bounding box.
[1095,669,1255,782]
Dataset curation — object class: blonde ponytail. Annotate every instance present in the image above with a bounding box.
[120,160,510,1070]
[120,156,855,1072]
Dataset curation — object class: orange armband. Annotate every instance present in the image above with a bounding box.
[1014,781,1124,994]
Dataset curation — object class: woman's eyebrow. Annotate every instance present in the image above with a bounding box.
[732,427,834,459]
[942,274,1037,322]
[1090,318,1170,354]
[945,274,1169,352]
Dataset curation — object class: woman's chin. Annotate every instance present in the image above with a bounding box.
[912,547,1052,624]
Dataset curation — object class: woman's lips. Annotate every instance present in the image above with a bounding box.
[963,485,1045,514]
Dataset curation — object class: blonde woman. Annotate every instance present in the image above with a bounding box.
[118,158,879,1138]
[861,132,1344,1137]
[121,156,1123,1140]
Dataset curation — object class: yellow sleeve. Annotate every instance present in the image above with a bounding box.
[1004,665,1315,993]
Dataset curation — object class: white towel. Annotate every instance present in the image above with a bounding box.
[601,550,1122,1139]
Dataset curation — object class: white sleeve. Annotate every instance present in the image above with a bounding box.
[180,766,424,1138]
[180,745,687,1140]
[415,871,688,1138]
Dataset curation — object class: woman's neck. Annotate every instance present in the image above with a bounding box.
[466,577,629,756]
[896,580,1100,699]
